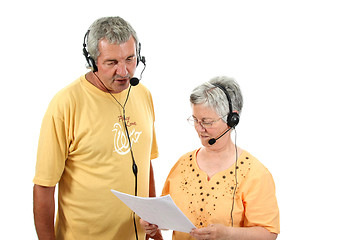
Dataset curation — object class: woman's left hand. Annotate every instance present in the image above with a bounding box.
[190,224,230,240]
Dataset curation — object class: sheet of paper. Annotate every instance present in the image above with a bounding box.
[111,189,196,233]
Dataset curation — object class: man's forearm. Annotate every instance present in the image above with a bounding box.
[149,162,156,197]
[33,184,56,240]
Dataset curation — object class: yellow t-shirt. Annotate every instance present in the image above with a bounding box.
[162,149,279,240]
[33,75,158,240]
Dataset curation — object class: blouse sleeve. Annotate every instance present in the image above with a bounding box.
[241,161,280,234]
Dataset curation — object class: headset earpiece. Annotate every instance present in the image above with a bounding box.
[136,42,145,66]
[131,43,146,86]
[227,112,240,128]
[82,30,98,72]
[212,83,239,128]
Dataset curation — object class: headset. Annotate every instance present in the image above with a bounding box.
[82,30,146,87]
[211,83,240,226]
[208,83,240,145]
[82,29,146,239]
[212,83,240,128]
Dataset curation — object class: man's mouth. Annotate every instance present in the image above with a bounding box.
[114,78,129,83]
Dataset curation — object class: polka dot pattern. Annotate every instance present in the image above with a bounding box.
[175,151,251,228]
[162,149,281,239]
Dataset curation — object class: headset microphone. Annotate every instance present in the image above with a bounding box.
[130,78,139,86]
[208,127,232,145]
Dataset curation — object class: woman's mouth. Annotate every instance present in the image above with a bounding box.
[199,134,210,140]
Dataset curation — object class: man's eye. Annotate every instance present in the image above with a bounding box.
[126,57,135,63]
[202,122,212,127]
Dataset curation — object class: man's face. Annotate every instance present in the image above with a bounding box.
[95,37,137,93]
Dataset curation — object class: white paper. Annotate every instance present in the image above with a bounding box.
[111,189,196,233]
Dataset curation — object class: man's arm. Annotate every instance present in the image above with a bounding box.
[149,162,156,197]
[33,184,56,240]
[146,161,163,240]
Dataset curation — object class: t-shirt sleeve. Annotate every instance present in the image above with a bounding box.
[33,97,68,187]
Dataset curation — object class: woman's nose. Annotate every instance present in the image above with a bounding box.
[194,123,206,132]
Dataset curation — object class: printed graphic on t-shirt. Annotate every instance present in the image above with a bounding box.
[112,116,142,155]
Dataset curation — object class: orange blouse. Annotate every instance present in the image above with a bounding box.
[162,148,280,239]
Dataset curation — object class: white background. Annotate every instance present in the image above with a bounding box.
[1,0,359,239]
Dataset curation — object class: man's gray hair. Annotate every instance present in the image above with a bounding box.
[87,16,139,63]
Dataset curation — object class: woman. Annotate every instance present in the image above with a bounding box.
[142,76,280,240]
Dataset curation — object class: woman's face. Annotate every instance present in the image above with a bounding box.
[191,104,230,147]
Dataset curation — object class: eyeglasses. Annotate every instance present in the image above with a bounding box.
[187,116,224,129]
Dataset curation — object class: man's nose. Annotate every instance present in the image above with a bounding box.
[116,62,128,77]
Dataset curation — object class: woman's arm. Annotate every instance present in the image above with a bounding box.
[190,224,277,240]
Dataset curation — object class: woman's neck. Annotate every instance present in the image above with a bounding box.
[197,142,241,179]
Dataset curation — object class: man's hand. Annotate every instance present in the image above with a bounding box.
[140,219,163,240]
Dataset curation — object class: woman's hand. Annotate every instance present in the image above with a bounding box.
[190,224,230,240]
[139,219,163,239]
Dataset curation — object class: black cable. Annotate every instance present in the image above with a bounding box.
[121,88,139,240]
[122,103,138,196]
[230,128,239,227]
[93,73,139,239]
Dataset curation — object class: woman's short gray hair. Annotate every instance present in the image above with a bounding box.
[190,76,243,122]
[87,16,139,63]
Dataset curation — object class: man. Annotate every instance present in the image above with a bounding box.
[33,16,162,240]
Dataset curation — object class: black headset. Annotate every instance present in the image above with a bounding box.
[82,29,145,239]
[82,30,97,72]
[212,83,240,128]
[213,82,241,227]
[82,30,145,76]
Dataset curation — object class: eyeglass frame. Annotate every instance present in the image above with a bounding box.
[187,115,226,129]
